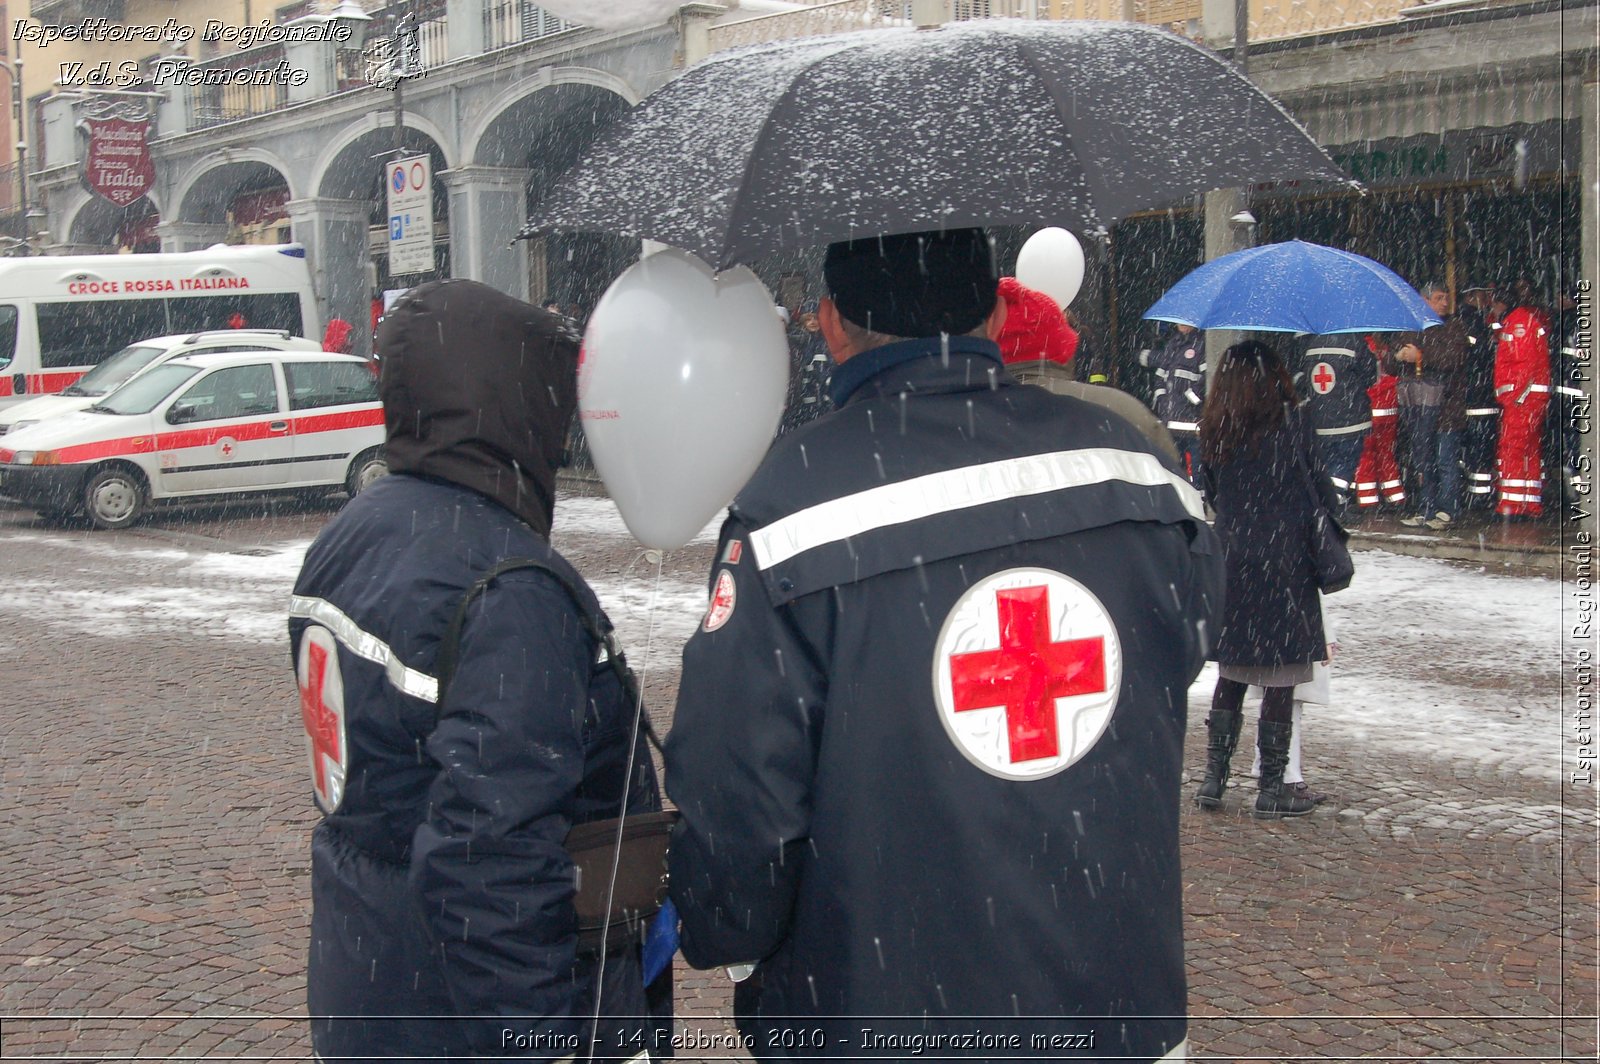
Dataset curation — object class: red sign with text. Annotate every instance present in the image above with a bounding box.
[83,118,155,207]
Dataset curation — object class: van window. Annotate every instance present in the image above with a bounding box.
[284,360,379,410]
[169,293,303,335]
[37,300,168,369]
[0,306,16,371]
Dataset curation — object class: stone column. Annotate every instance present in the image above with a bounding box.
[441,165,531,299]
[1202,189,1253,360]
[154,56,197,137]
[447,0,490,59]
[1201,0,1249,365]
[39,96,78,171]
[678,3,729,67]
[283,16,339,105]
[286,197,373,355]
[155,220,229,252]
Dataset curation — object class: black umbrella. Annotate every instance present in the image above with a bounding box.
[518,19,1352,269]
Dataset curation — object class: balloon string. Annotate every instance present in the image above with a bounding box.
[587,546,666,1060]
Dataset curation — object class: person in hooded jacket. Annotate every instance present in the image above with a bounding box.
[665,229,1220,1062]
[288,279,665,1063]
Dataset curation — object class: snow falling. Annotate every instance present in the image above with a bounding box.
[0,496,1566,781]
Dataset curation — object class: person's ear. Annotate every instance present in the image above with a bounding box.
[818,297,856,364]
[984,295,1009,341]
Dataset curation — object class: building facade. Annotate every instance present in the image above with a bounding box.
[3,0,1593,369]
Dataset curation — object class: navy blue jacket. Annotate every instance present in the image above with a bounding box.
[1293,336,1377,435]
[289,473,660,1062]
[666,337,1221,1062]
[1139,328,1207,431]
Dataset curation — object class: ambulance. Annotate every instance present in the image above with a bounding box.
[0,244,322,409]
[0,348,385,529]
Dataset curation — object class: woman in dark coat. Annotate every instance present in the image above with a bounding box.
[1196,340,1329,819]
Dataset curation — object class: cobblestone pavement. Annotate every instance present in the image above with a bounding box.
[0,489,1592,1061]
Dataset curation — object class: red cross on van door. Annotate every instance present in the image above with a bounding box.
[934,569,1122,781]
[297,625,348,814]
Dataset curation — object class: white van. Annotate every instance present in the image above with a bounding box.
[0,244,322,410]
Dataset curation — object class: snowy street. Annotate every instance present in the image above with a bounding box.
[0,491,1591,1059]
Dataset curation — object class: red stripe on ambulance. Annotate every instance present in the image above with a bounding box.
[33,407,383,466]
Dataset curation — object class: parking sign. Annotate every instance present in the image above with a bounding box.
[386,155,433,276]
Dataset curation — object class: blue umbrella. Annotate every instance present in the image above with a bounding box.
[1143,240,1441,334]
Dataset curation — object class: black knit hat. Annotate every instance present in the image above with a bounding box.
[823,228,998,338]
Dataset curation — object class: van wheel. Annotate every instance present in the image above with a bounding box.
[346,448,387,496]
[83,465,147,530]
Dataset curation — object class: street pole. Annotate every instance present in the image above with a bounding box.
[1201,0,1252,360]
[0,56,26,245]
[392,11,405,159]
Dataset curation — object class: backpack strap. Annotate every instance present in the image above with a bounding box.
[434,556,663,752]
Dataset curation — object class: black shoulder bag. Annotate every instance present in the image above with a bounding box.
[1291,429,1355,594]
[435,557,677,954]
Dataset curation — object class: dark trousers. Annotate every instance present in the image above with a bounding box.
[1398,404,1441,515]
[1463,411,1499,508]
[1315,431,1367,513]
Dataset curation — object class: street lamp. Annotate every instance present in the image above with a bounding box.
[0,55,28,243]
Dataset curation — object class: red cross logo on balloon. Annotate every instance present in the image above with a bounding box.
[1311,361,1337,395]
[933,569,1121,780]
[297,626,347,814]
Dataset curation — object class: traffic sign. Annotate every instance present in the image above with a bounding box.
[386,155,433,276]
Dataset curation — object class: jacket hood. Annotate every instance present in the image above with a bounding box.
[376,279,579,536]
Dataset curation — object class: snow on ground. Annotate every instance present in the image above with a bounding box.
[0,501,1572,781]
[1304,549,1569,782]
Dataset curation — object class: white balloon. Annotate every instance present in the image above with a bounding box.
[579,248,789,549]
[1016,227,1086,310]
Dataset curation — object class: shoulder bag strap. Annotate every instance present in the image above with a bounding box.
[435,556,663,753]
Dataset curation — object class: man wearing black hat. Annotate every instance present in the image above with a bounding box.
[665,229,1221,1062]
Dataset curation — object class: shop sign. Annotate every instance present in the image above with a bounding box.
[82,118,155,207]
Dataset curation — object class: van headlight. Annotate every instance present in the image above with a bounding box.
[11,451,59,466]
[11,451,33,464]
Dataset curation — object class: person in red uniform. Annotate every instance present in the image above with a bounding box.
[321,318,354,354]
[1353,360,1404,512]
[1493,279,1552,517]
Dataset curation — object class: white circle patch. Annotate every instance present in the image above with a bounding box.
[1310,361,1337,395]
[703,568,737,632]
[932,568,1122,781]
[297,624,348,815]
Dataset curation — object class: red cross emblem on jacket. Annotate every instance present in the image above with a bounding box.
[935,569,1122,780]
[297,625,348,814]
